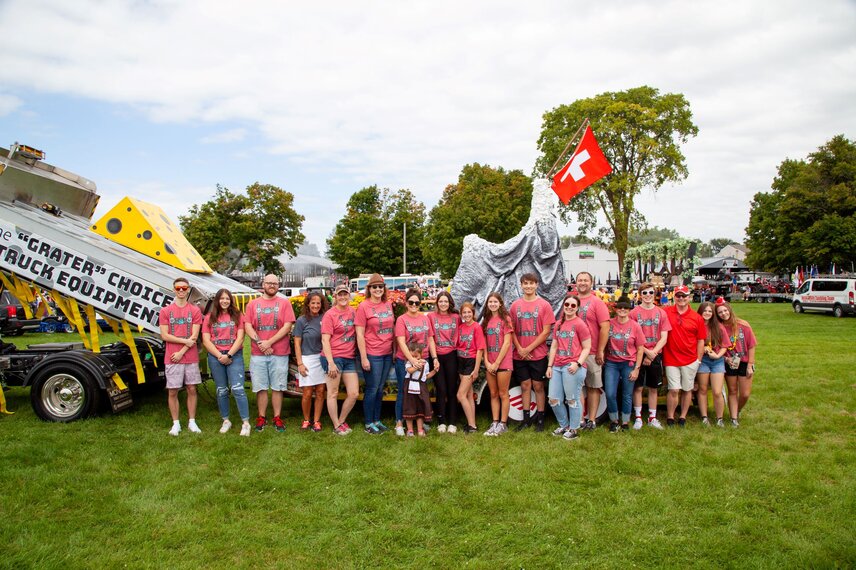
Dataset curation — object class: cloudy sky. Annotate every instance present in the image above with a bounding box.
[1,0,854,255]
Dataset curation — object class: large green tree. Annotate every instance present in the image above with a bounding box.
[180,183,305,273]
[326,186,428,277]
[746,135,856,272]
[534,86,698,276]
[423,163,533,277]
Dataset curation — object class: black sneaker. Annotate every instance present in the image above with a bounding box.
[583,419,596,431]
[463,425,479,434]
[666,418,675,427]
[609,421,621,433]
[621,423,629,431]
[534,417,545,433]
[515,416,531,432]
[678,418,686,428]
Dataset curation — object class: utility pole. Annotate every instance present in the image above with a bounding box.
[403,222,407,274]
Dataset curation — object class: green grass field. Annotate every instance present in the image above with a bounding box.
[1,303,854,568]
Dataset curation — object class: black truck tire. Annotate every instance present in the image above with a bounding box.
[30,363,101,422]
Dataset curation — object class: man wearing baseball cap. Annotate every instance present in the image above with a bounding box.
[662,285,706,427]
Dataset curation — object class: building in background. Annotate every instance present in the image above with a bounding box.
[561,243,620,285]
[716,243,748,261]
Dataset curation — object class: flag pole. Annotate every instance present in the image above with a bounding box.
[547,117,590,179]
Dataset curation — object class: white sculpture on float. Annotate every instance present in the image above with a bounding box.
[450,179,566,316]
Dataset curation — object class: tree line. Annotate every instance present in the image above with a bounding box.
[178,86,853,280]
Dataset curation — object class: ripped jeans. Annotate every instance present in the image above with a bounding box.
[548,364,586,430]
[208,351,250,421]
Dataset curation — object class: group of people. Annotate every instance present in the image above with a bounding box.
[158,271,757,438]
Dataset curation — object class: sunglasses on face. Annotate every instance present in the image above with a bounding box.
[640,291,655,296]
[174,286,189,292]
[675,294,688,298]
[370,284,385,290]
[563,302,578,309]
[407,300,421,306]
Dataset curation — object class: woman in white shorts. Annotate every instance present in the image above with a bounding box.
[293,292,328,432]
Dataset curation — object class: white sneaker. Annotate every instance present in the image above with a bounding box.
[447,425,457,434]
[633,417,643,430]
[395,425,405,436]
[168,424,181,436]
[437,423,447,433]
[648,417,663,430]
[219,419,232,434]
[239,423,251,437]
[188,421,202,434]
[483,421,498,436]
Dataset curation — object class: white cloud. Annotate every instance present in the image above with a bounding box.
[0,0,854,247]
[199,128,247,144]
[0,93,22,117]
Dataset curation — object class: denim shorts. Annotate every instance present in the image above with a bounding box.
[250,355,290,392]
[698,354,725,374]
[320,357,357,374]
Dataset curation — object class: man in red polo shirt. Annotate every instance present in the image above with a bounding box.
[662,285,706,427]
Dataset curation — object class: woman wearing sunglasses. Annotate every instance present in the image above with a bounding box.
[545,294,591,440]
[393,288,438,436]
[321,285,360,435]
[603,295,646,431]
[356,274,395,435]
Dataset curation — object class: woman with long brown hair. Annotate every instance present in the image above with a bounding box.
[715,299,757,427]
[202,288,251,436]
[293,291,329,432]
[481,292,514,436]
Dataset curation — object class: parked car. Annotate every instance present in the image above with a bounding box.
[792,277,856,317]
[0,291,42,336]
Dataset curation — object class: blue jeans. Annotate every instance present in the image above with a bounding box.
[363,353,392,425]
[208,352,250,421]
[394,357,408,422]
[604,360,635,423]
[548,364,586,429]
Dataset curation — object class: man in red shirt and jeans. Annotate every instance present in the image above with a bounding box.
[662,285,706,427]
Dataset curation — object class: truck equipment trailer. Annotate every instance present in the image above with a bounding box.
[0,142,258,421]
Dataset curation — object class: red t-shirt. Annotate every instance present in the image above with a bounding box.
[551,317,591,367]
[725,321,757,362]
[456,321,486,358]
[577,294,610,353]
[321,306,357,359]
[510,296,556,361]
[355,300,395,356]
[662,305,706,367]
[394,313,433,360]
[606,317,647,363]
[484,315,514,370]
[159,302,203,364]
[429,312,461,356]
[629,305,672,349]
[203,312,244,351]
[245,296,296,356]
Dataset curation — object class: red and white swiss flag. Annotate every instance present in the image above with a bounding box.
[551,125,612,204]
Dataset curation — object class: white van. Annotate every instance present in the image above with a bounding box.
[792,277,856,318]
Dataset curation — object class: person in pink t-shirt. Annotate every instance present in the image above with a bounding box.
[159,277,203,436]
[243,274,296,433]
[603,295,646,432]
[545,294,591,441]
[355,273,395,435]
[322,284,359,435]
[202,288,250,437]
[429,291,461,433]
[510,273,556,433]
[575,272,610,430]
[628,282,672,430]
[455,301,485,434]
[393,288,437,436]
[481,292,514,437]
[716,299,757,427]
